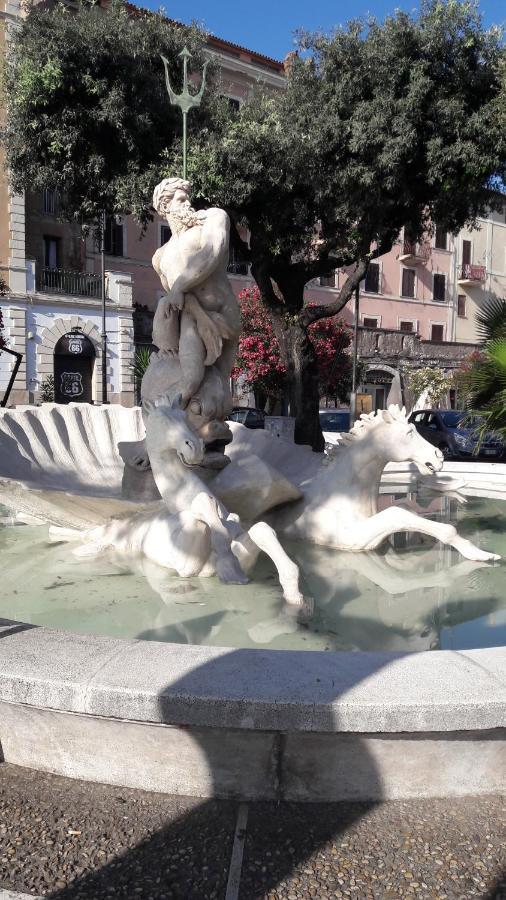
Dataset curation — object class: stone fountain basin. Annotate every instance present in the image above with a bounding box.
[0,405,505,800]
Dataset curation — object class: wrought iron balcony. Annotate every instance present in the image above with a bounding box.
[457,264,486,284]
[227,261,250,276]
[399,240,431,264]
[37,267,102,299]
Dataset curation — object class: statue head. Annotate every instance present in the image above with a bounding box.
[152,177,191,217]
[153,177,206,236]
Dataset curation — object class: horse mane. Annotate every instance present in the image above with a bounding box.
[338,404,408,446]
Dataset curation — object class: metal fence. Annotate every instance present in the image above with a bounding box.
[37,268,102,298]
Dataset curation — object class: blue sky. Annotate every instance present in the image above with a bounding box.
[141,1,505,61]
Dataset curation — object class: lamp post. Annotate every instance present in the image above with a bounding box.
[100,210,108,404]
[161,47,208,179]
[350,283,360,422]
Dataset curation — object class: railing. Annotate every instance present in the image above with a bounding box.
[37,268,102,298]
[401,240,431,260]
[457,264,486,282]
[227,261,249,276]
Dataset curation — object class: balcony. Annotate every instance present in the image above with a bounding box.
[227,261,250,277]
[399,240,431,265]
[36,267,102,299]
[457,264,486,285]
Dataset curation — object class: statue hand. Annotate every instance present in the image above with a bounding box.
[162,287,185,311]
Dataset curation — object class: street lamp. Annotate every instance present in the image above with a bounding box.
[100,210,109,404]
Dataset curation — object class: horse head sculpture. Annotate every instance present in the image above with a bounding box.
[144,394,205,468]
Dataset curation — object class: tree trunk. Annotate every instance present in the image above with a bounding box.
[288,321,324,451]
[270,311,324,452]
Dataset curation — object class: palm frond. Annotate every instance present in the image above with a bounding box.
[475,297,506,343]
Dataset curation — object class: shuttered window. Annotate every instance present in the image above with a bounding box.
[401,268,415,297]
[364,262,380,293]
[433,273,446,302]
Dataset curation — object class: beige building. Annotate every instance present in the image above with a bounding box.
[452,204,506,343]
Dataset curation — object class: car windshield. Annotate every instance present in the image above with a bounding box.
[231,410,248,423]
[439,411,484,429]
[320,412,349,432]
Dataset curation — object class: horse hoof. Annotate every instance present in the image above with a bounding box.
[216,553,249,585]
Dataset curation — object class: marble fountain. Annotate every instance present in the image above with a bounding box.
[0,178,504,800]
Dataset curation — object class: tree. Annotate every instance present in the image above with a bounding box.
[3,0,215,226]
[407,366,454,407]
[233,287,352,410]
[186,1,506,448]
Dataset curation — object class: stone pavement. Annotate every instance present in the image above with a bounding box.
[0,764,504,900]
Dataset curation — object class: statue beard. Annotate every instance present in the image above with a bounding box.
[166,202,202,236]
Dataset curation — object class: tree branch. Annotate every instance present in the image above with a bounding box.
[300,257,369,327]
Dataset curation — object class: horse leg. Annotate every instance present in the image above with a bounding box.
[141,511,212,577]
[231,522,304,606]
[190,492,249,584]
[341,506,500,562]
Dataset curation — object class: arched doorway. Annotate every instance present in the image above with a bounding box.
[54,330,95,404]
[360,365,403,412]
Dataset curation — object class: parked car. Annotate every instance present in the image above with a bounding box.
[408,409,504,460]
[227,407,265,429]
[319,409,351,446]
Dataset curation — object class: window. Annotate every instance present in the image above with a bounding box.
[412,412,426,425]
[319,271,336,288]
[433,273,446,302]
[363,316,378,328]
[364,262,380,293]
[399,320,415,333]
[160,225,171,246]
[431,323,445,341]
[104,217,124,257]
[401,268,415,298]
[457,294,466,318]
[434,226,447,250]
[43,236,60,269]
[462,239,472,266]
[43,189,59,216]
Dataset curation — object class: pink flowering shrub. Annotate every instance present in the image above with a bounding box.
[232,288,353,406]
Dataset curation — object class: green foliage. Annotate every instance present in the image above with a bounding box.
[188,1,506,301]
[407,367,454,405]
[4,0,219,226]
[463,298,506,439]
[130,346,153,380]
[40,375,55,403]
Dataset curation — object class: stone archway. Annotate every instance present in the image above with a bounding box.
[362,364,404,409]
[38,317,103,403]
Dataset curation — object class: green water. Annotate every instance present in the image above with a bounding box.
[1,493,505,652]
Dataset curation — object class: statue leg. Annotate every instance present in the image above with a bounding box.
[141,511,212,577]
[339,507,500,562]
[178,311,207,407]
[190,492,249,584]
[231,522,304,606]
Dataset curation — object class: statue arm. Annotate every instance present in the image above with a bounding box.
[168,210,229,305]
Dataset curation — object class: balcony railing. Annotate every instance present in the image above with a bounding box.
[37,267,102,298]
[457,264,486,283]
[400,240,431,262]
[227,261,250,276]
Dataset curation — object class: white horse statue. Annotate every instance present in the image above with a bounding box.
[222,405,499,563]
[53,395,304,606]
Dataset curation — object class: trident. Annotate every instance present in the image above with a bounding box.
[161,47,209,180]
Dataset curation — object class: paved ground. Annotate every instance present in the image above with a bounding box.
[0,764,504,900]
